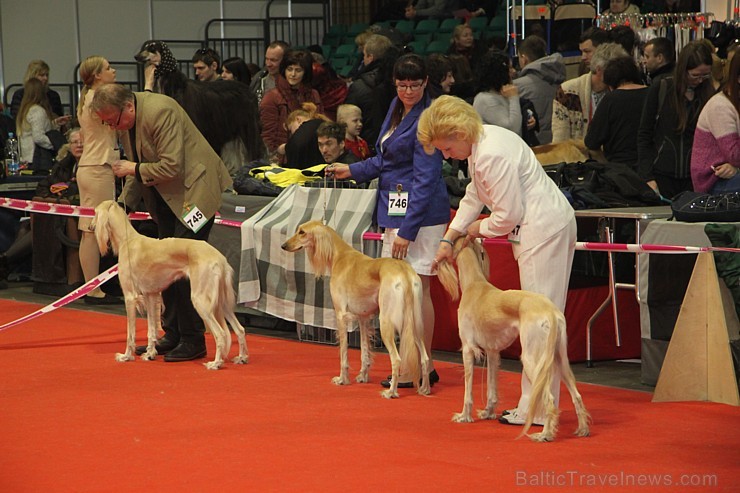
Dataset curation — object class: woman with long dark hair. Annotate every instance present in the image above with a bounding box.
[328,54,449,388]
[637,41,715,198]
[691,53,740,193]
[220,57,252,83]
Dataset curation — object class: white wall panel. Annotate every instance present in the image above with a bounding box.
[1,0,78,88]
[0,0,288,103]
[77,0,151,68]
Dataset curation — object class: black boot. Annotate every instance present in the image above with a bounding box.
[164,340,207,362]
[135,334,179,356]
[380,369,440,388]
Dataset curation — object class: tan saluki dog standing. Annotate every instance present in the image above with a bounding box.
[91,200,248,370]
[437,237,590,442]
[281,220,430,398]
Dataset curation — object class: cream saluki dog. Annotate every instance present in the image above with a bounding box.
[91,200,248,370]
[437,238,590,442]
[281,220,430,398]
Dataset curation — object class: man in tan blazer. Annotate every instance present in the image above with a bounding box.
[91,83,232,362]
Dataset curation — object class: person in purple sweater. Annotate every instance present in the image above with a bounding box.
[691,53,740,194]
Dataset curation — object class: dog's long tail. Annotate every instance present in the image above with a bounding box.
[519,309,564,438]
[436,259,460,301]
[398,272,422,388]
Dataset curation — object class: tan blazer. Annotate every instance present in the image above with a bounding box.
[119,91,232,224]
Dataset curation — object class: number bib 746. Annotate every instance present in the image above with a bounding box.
[388,191,408,216]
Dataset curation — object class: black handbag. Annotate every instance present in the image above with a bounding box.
[31,144,55,174]
[31,129,65,174]
[543,162,600,192]
[671,191,740,223]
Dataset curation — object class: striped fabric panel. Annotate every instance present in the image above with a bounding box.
[302,179,366,189]
[238,185,378,329]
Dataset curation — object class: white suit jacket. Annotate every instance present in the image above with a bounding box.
[449,125,574,257]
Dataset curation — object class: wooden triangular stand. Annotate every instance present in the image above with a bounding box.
[653,252,740,406]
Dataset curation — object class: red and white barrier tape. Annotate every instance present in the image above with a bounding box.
[5,196,737,254]
[2,196,738,332]
[0,197,147,220]
[360,232,740,254]
[575,241,740,254]
[0,264,119,332]
[0,197,241,228]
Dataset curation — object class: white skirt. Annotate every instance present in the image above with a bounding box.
[381,224,446,276]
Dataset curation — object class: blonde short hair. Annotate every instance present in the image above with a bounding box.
[417,95,482,155]
[451,24,473,44]
[336,104,361,123]
[24,60,50,83]
[363,34,392,59]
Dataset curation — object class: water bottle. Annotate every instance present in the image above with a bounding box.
[5,132,20,176]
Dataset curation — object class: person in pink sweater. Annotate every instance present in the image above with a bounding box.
[691,54,740,193]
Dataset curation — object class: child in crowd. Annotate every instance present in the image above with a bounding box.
[337,104,371,160]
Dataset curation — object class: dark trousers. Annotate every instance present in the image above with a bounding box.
[655,174,694,201]
[154,196,214,344]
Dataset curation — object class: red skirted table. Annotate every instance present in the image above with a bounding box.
[429,239,641,363]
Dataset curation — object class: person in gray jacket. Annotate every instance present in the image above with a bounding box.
[513,36,566,145]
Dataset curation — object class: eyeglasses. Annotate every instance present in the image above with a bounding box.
[102,108,123,128]
[687,72,711,81]
[395,82,424,92]
[70,139,84,146]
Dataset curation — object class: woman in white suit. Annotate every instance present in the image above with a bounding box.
[418,95,577,426]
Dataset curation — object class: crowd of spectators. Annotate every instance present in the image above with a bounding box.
[4,17,739,199]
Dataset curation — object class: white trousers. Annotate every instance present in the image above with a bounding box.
[513,218,576,419]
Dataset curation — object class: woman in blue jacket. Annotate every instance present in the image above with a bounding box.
[329,54,449,388]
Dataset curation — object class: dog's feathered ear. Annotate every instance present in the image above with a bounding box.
[306,223,333,278]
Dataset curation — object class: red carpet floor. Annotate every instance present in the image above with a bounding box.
[0,300,738,492]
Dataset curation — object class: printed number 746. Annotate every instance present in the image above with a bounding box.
[390,197,407,208]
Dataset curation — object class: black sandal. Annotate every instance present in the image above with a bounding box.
[380,369,439,388]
